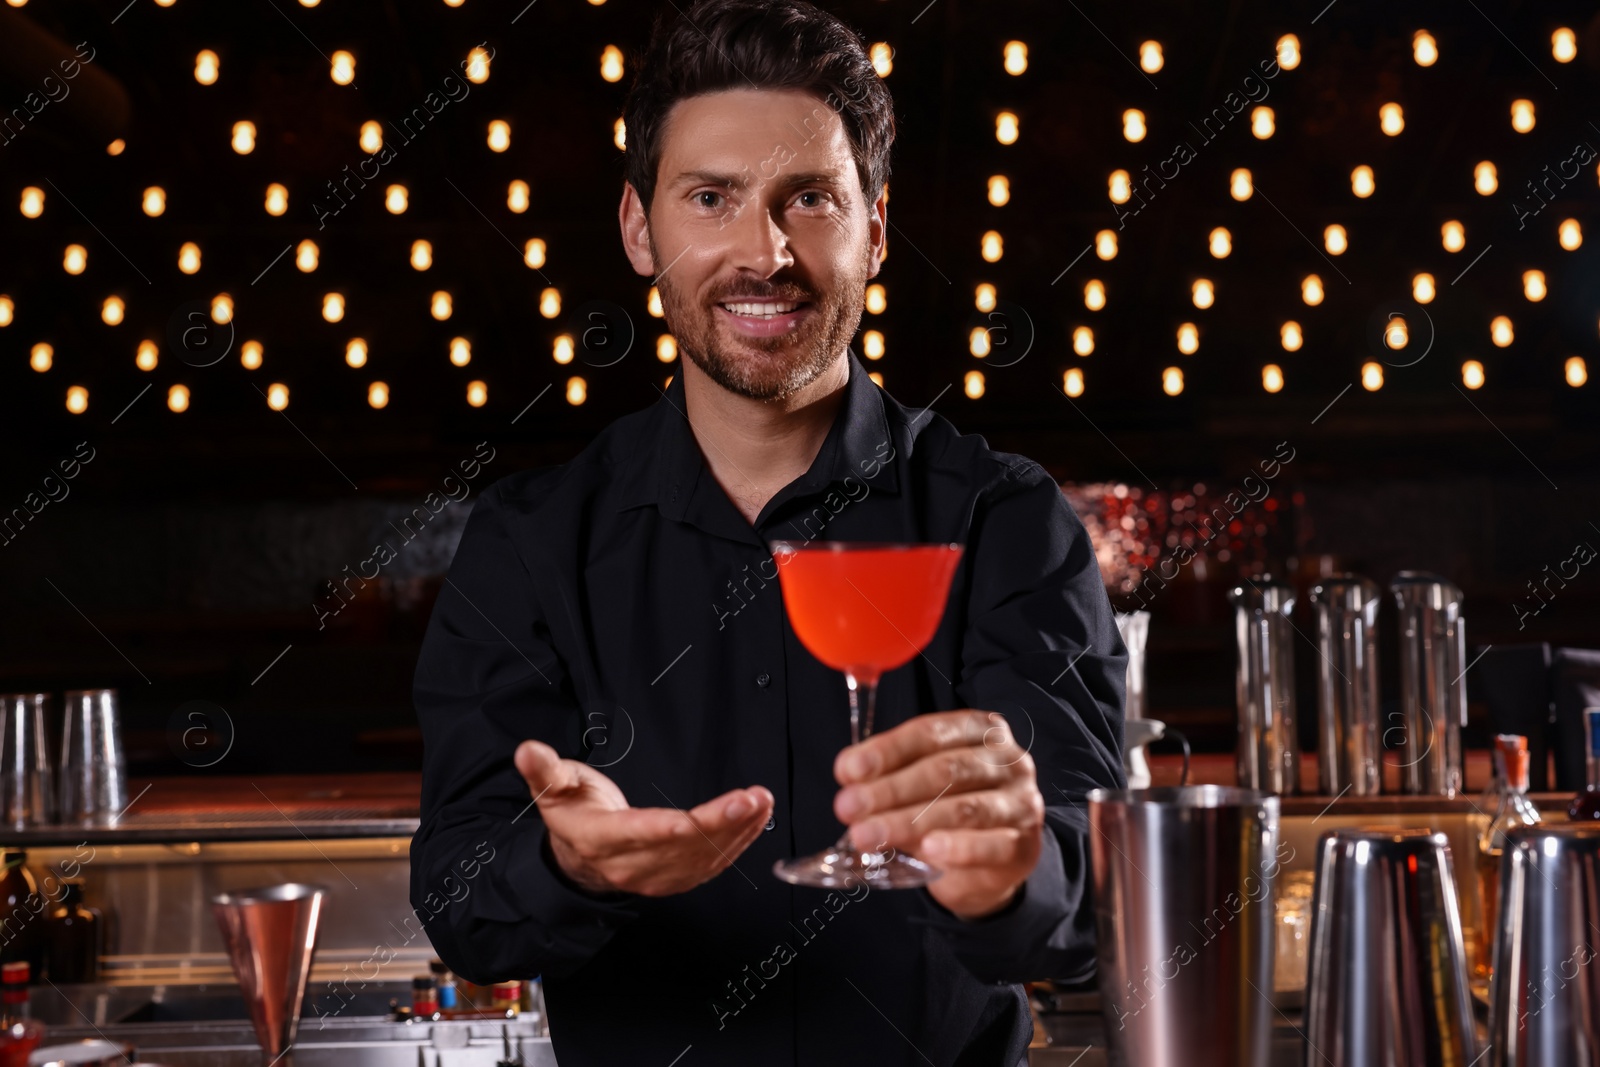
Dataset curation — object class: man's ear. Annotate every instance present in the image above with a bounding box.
[865,190,886,280]
[619,182,656,277]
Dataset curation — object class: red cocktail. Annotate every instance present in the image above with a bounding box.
[768,540,964,888]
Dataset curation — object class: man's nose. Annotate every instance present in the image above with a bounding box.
[727,200,794,277]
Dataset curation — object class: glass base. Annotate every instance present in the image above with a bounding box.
[772,834,941,889]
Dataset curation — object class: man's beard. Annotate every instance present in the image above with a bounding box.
[650,231,870,402]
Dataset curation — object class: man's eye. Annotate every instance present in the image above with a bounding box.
[696,191,723,209]
[798,191,828,208]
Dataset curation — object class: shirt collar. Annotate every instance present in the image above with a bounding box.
[615,348,900,522]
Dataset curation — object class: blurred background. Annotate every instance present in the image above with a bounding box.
[1,0,1597,774]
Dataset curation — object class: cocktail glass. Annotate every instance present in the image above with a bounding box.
[767,540,964,888]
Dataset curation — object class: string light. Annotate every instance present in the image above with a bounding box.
[411,240,432,270]
[467,380,488,407]
[345,339,368,367]
[168,384,190,413]
[360,121,383,153]
[1191,279,1214,309]
[1177,323,1199,354]
[1490,315,1513,347]
[431,291,452,320]
[367,382,389,409]
[566,376,588,405]
[995,111,1019,145]
[1280,321,1302,351]
[1250,107,1274,139]
[487,120,511,152]
[540,288,562,318]
[1004,41,1028,76]
[1559,219,1582,250]
[1384,316,1408,349]
[232,121,255,154]
[1084,280,1105,311]
[1123,109,1146,142]
[1139,41,1163,74]
[211,294,233,324]
[1412,273,1435,303]
[1162,367,1184,396]
[1361,362,1383,391]
[1412,31,1438,66]
[1208,227,1231,258]
[20,187,43,218]
[1461,360,1485,389]
[974,284,996,312]
[66,385,88,413]
[870,43,893,78]
[1510,99,1535,133]
[1522,270,1546,301]
[466,46,491,83]
[1552,28,1577,63]
[136,340,158,371]
[980,231,1003,262]
[600,44,624,83]
[1379,103,1404,136]
[195,49,219,84]
[987,175,1009,206]
[1301,274,1324,305]
[0,296,11,326]
[1566,356,1588,387]
[865,284,887,314]
[241,340,263,369]
[1063,368,1084,397]
[1351,165,1374,198]
[101,297,124,325]
[330,51,356,85]
[524,239,547,269]
[1262,364,1284,393]
[862,330,885,360]
[296,239,319,272]
[1108,170,1131,204]
[963,370,985,399]
[1324,225,1347,255]
[106,139,124,155]
[1072,326,1094,356]
[323,292,345,322]
[1441,220,1465,252]
[508,180,530,212]
[1276,35,1300,70]
[553,335,574,364]
[265,183,288,215]
[30,343,52,372]
[449,338,471,366]
[869,371,883,388]
[142,187,166,216]
[969,327,990,358]
[649,287,665,316]
[63,245,86,274]
[1230,168,1253,201]
[1095,230,1117,260]
[613,118,626,151]
[656,335,677,362]
[266,383,289,410]
[1474,161,1498,195]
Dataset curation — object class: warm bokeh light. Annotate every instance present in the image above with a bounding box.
[449,338,472,367]
[1302,274,1324,305]
[1280,321,1302,351]
[411,240,432,270]
[508,180,530,213]
[1351,165,1374,198]
[1209,228,1231,258]
[1260,363,1285,393]
[1108,169,1131,204]
[1361,362,1384,391]
[980,230,1003,262]
[179,242,202,274]
[385,185,408,214]
[1324,225,1347,255]
[1384,316,1409,350]
[63,245,86,274]
[1251,107,1274,139]
[974,284,996,312]
[1412,31,1438,66]
[862,330,885,360]
[614,118,626,151]
[1442,220,1465,252]
[968,326,990,359]
[1553,28,1577,63]
[1230,168,1253,201]
[1123,109,1146,142]
[30,343,52,373]
[1490,315,1513,347]
[1139,41,1163,74]
[600,44,625,83]
[136,339,158,371]
[1510,99,1535,133]
[1413,273,1436,303]
[1522,270,1546,301]
[345,338,368,367]
[296,239,319,272]
[553,335,574,364]
[240,340,263,370]
[1559,218,1582,250]
[987,175,1010,207]
[367,381,389,409]
[467,46,491,84]
[142,187,166,216]
[0,296,11,327]
[101,296,124,326]
[1277,34,1301,70]
[487,120,511,152]
[1461,360,1485,389]
[995,111,1019,145]
[1003,41,1028,76]
[1162,367,1184,396]
[1063,368,1084,397]
[656,335,677,363]
[1176,322,1199,354]
[167,384,190,413]
[431,291,452,320]
[322,292,345,322]
[467,380,487,407]
[1095,230,1117,260]
[1191,279,1214,309]
[20,187,43,218]
[1474,160,1498,195]
[106,139,124,155]
[65,385,88,414]
[195,49,219,85]
[1566,356,1588,387]
[231,120,255,154]
[865,284,887,314]
[1379,102,1404,136]
[870,42,893,78]
[265,183,288,216]
[1084,280,1105,311]
[330,51,356,85]
[1072,326,1094,357]
[360,121,382,154]
[648,288,665,317]
[211,293,232,324]
[566,376,588,405]
[524,239,547,269]
[266,383,289,410]
[963,370,985,399]
[540,288,562,318]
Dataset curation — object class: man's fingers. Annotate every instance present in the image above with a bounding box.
[920,826,1037,869]
[514,739,583,801]
[835,745,1017,826]
[836,710,1008,783]
[846,787,1037,852]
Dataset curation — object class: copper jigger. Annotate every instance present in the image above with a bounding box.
[212,884,327,1061]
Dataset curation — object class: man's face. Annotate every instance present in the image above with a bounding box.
[624,88,884,401]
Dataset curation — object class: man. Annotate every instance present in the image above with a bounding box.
[410,1,1126,1064]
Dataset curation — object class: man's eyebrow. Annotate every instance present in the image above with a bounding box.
[670,168,847,191]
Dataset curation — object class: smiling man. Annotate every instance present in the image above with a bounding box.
[410,2,1126,1065]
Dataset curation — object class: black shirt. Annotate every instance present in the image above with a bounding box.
[411,350,1127,1067]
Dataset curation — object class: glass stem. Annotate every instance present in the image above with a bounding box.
[845,671,878,745]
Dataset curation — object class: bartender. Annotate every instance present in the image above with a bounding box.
[411,1,1127,1063]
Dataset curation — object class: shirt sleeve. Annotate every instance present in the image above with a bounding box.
[911,459,1127,984]
[409,477,642,985]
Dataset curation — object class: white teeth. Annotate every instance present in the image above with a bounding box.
[721,301,800,317]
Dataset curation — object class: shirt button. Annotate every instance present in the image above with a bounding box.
[755,673,771,688]
[765,816,776,832]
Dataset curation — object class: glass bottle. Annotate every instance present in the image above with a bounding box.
[1567,708,1600,820]
[0,852,43,981]
[0,961,44,1067]
[1472,733,1542,981]
[43,880,101,984]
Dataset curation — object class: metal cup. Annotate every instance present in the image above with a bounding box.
[212,884,327,1060]
[1489,824,1600,1067]
[59,688,128,827]
[1228,580,1299,795]
[0,692,55,828]
[1304,828,1478,1066]
[1088,786,1282,1067]
[1390,572,1467,797]
[1308,576,1382,797]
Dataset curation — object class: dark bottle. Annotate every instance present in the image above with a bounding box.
[43,880,100,984]
[0,853,44,981]
[1568,708,1600,820]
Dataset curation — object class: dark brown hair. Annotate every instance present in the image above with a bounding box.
[622,0,895,216]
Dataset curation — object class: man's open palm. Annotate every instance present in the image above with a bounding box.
[515,739,774,897]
